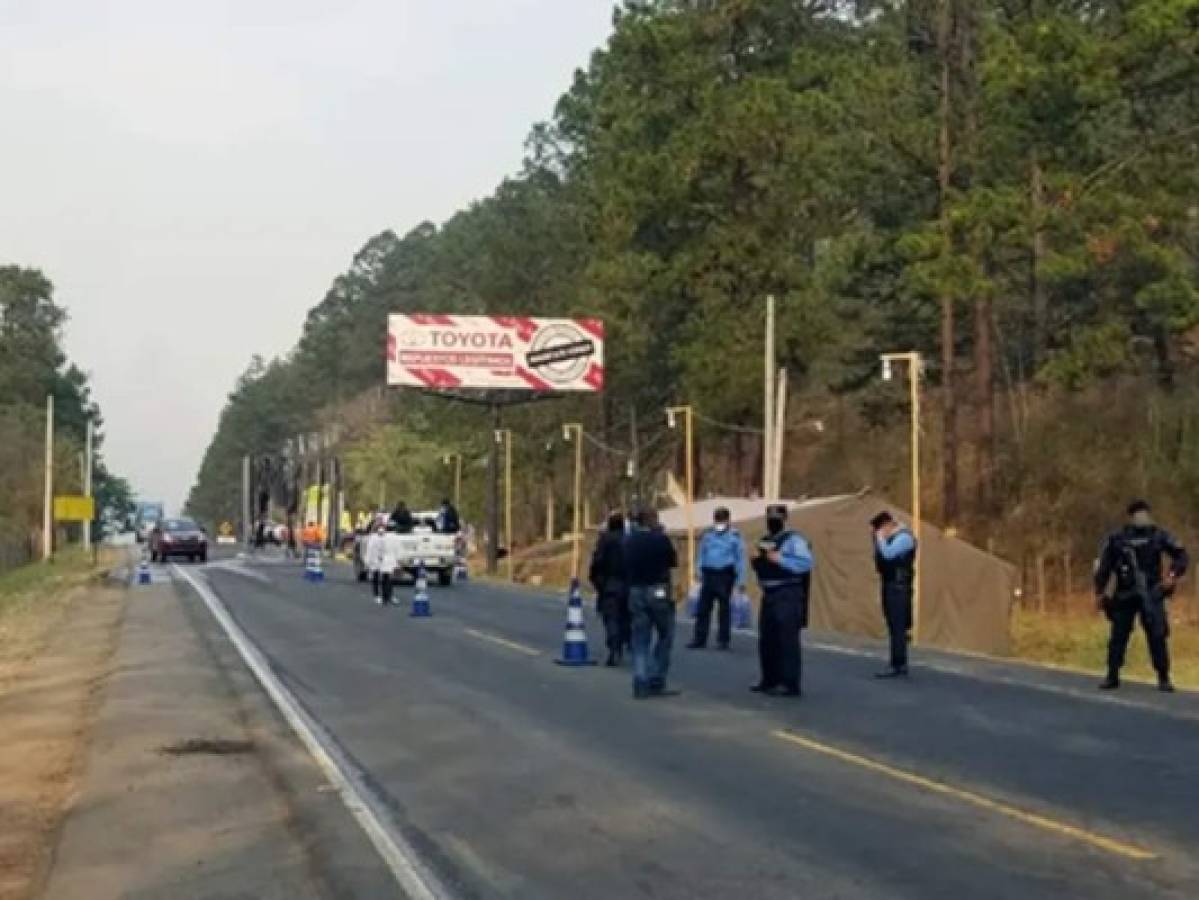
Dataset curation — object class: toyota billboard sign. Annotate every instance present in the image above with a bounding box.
[387,314,605,392]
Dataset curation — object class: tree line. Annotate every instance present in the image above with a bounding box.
[186,1,1199,571]
[0,266,133,567]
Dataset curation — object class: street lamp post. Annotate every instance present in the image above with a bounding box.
[494,431,513,581]
[562,423,584,578]
[666,405,696,590]
[880,351,923,642]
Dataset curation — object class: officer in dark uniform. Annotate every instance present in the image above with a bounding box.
[589,511,631,666]
[1094,500,1188,692]
[871,510,917,678]
[750,504,814,697]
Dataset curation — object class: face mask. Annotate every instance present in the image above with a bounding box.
[766,517,785,534]
[714,523,728,533]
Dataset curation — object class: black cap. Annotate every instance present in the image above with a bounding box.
[714,506,731,523]
[1127,499,1151,516]
[766,504,788,519]
[870,510,894,529]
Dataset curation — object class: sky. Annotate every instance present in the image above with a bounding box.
[0,0,614,513]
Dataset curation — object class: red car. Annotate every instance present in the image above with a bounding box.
[150,517,209,563]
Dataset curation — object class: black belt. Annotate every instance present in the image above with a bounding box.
[702,566,736,577]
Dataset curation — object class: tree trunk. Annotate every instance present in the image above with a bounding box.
[1031,149,1047,370]
[938,0,959,525]
[975,293,995,511]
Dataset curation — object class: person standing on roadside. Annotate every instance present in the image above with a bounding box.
[687,506,746,651]
[589,512,631,666]
[379,521,404,607]
[750,504,813,697]
[871,510,917,678]
[365,519,387,604]
[623,507,679,699]
[1094,500,1188,692]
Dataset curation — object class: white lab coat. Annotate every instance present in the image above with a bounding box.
[380,531,405,575]
[365,532,386,573]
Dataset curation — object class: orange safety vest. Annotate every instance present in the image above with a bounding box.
[302,523,322,545]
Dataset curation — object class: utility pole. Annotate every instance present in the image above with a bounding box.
[241,455,251,546]
[487,403,501,575]
[83,418,93,553]
[495,429,513,580]
[772,368,787,499]
[880,351,924,642]
[563,423,584,578]
[764,295,776,499]
[43,395,54,561]
[667,405,696,589]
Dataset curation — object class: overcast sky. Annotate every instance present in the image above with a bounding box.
[0,0,614,513]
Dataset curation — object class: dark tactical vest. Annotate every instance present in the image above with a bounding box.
[875,529,917,587]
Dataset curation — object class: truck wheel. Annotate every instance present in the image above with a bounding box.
[438,569,453,587]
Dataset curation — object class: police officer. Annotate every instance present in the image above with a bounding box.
[589,511,631,666]
[1094,500,1188,692]
[871,510,917,678]
[686,507,746,650]
[750,504,814,697]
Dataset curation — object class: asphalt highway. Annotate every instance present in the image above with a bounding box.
[177,551,1199,899]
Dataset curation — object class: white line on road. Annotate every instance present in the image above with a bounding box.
[465,628,541,657]
[173,564,452,900]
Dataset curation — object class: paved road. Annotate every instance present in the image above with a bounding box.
[177,552,1199,899]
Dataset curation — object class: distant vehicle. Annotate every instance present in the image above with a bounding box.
[150,517,208,563]
[132,501,165,543]
[353,510,459,586]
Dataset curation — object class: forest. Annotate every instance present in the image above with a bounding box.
[0,266,132,569]
[186,0,1199,596]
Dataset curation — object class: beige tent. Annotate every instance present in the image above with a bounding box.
[660,493,1017,656]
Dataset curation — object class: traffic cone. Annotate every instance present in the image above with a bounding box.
[555,578,596,666]
[454,559,469,582]
[137,559,151,585]
[410,565,432,617]
[304,546,325,582]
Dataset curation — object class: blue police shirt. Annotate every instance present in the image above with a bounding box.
[697,527,747,584]
[876,529,916,559]
[778,532,814,575]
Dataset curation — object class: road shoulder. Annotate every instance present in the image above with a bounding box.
[41,574,398,900]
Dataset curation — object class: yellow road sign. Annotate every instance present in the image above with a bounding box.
[54,495,95,522]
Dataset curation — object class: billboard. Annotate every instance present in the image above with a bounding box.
[387,315,605,392]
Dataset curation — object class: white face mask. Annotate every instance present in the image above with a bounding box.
[714,523,728,533]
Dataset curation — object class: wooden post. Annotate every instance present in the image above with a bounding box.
[1036,553,1047,613]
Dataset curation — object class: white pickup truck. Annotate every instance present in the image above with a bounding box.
[353,512,460,586]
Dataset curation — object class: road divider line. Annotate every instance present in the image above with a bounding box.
[465,628,541,657]
[771,729,1157,861]
[173,565,453,899]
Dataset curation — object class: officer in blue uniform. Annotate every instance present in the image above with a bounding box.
[1094,500,1188,692]
[871,510,918,678]
[686,506,746,650]
[750,504,814,697]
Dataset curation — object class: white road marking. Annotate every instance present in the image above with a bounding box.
[172,564,452,900]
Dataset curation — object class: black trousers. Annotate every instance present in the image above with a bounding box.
[758,584,806,691]
[380,572,395,606]
[693,569,736,646]
[371,570,382,598]
[596,582,631,651]
[1106,600,1170,678]
[881,582,913,669]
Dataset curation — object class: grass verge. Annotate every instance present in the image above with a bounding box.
[1010,604,1199,689]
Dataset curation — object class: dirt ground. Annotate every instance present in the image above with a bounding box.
[0,555,126,900]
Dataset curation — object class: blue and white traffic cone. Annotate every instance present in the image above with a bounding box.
[410,565,432,617]
[454,558,469,582]
[304,546,325,582]
[136,559,151,585]
[555,578,596,666]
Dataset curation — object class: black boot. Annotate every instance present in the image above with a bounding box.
[605,647,618,667]
[1099,673,1120,690]
[1158,677,1175,693]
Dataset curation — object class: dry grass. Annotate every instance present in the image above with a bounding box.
[0,547,120,679]
[1010,601,1199,689]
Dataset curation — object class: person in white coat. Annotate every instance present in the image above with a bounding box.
[379,521,405,607]
[365,520,387,603]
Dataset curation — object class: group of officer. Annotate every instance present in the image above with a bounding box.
[589,501,915,699]
[592,495,1186,699]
